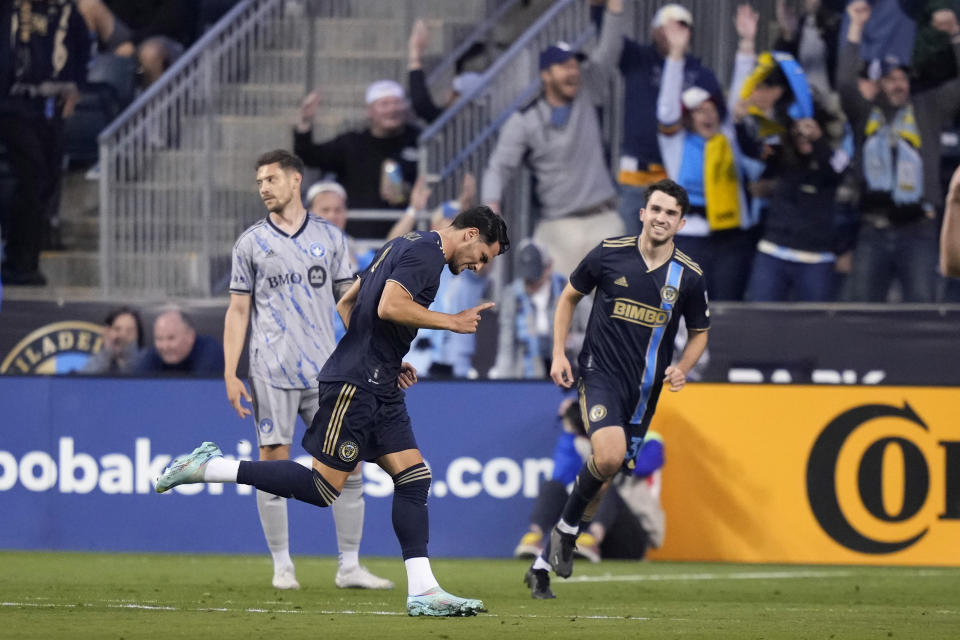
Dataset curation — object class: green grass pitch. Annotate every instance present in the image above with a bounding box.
[2,552,958,639]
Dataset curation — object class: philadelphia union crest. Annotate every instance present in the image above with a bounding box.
[589,404,607,422]
[660,285,679,304]
[338,441,359,463]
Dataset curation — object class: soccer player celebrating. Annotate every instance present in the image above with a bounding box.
[524,178,708,599]
[157,203,509,617]
[223,150,392,590]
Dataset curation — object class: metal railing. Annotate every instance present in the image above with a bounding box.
[98,0,292,297]
[417,0,776,234]
[418,0,598,244]
[97,0,501,297]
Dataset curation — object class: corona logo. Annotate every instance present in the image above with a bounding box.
[0,321,103,374]
[806,403,960,554]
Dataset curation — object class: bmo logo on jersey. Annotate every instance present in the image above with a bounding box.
[308,266,326,289]
[266,272,303,288]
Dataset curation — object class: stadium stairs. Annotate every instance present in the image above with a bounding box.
[29,0,549,300]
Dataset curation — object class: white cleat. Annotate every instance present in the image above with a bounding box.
[272,566,300,590]
[335,565,395,590]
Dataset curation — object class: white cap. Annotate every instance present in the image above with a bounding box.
[652,4,694,29]
[305,181,347,206]
[365,79,405,105]
[681,86,711,110]
[452,72,482,97]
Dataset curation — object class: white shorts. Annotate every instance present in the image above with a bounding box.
[249,378,319,447]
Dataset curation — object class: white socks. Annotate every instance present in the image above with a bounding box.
[404,557,439,595]
[201,457,240,482]
[557,519,579,535]
[332,473,364,570]
[257,491,292,572]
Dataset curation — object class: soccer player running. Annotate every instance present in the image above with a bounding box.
[524,178,709,599]
[223,150,392,591]
[158,202,509,617]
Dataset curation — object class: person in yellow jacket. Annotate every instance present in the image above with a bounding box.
[655,5,760,300]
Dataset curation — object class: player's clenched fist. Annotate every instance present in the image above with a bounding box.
[663,365,687,392]
[397,362,418,389]
[450,301,495,334]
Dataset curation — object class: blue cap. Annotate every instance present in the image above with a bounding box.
[539,42,585,71]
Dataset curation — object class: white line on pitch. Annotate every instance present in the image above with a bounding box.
[564,570,856,583]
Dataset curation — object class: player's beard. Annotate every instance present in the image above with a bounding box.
[264,192,290,214]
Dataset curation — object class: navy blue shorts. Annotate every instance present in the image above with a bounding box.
[302,382,418,472]
[577,372,651,472]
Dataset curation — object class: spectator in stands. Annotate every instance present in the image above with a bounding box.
[397,174,487,378]
[774,0,843,96]
[80,305,144,374]
[513,398,665,566]
[407,18,484,124]
[912,1,960,92]
[656,5,759,301]
[741,106,848,301]
[294,80,421,239]
[0,0,90,287]
[489,241,586,379]
[482,41,622,277]
[593,0,725,236]
[76,0,194,89]
[840,0,960,302]
[941,163,960,298]
[134,308,224,376]
[838,0,917,67]
[307,180,349,233]
[304,180,379,275]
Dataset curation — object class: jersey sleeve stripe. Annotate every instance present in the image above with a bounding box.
[385,278,414,299]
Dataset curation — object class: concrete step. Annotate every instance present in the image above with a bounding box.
[57,169,100,252]
[323,0,486,21]
[39,250,100,288]
[249,51,409,86]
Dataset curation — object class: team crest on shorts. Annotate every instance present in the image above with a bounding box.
[660,285,679,303]
[589,404,607,422]
[308,242,326,258]
[338,441,359,463]
[258,418,274,434]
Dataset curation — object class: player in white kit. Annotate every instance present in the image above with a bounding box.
[224,149,393,590]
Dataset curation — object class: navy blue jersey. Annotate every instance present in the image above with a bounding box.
[318,231,445,395]
[570,236,709,425]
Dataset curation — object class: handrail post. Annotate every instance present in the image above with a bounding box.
[201,47,215,296]
[98,138,112,296]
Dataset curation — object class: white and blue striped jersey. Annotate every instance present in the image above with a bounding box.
[230,214,354,389]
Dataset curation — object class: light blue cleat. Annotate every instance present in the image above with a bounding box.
[155,441,222,493]
[406,587,486,617]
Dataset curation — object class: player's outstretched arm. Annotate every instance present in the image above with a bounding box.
[941,164,960,278]
[223,293,253,418]
[664,329,709,392]
[336,276,363,328]
[378,280,495,333]
[550,283,585,388]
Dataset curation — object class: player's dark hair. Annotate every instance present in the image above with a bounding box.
[104,306,145,348]
[451,205,510,255]
[644,178,691,216]
[256,149,305,176]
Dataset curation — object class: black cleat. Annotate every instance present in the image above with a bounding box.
[524,568,556,599]
[547,526,577,578]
